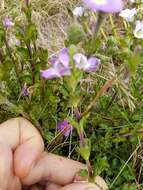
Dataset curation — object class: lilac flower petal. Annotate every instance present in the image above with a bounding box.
[119,8,137,22]
[73,53,87,69]
[63,125,73,137]
[134,20,143,39]
[85,57,101,72]
[57,120,68,131]
[22,89,29,97]
[49,55,58,65]
[57,120,73,137]
[21,85,29,97]
[41,68,60,79]
[59,48,70,68]
[59,67,71,76]
[3,18,14,28]
[83,0,123,13]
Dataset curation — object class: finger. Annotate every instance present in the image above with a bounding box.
[22,153,108,189]
[46,182,62,190]
[0,142,12,190]
[59,182,106,190]
[9,177,21,190]
[22,152,86,186]
[0,142,21,190]
[0,117,44,178]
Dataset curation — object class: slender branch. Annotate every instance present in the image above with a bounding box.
[74,107,81,122]
[81,77,116,118]
[86,160,93,178]
[92,11,107,42]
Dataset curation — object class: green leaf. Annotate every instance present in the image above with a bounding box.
[67,23,85,45]
[15,25,25,41]
[23,6,32,22]
[78,138,91,161]
[78,169,88,177]
[0,57,12,81]
[25,23,38,42]
[93,156,109,176]
[0,27,5,45]
[16,47,29,59]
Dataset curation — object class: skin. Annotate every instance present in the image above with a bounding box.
[0,117,108,190]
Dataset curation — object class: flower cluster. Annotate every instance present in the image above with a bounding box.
[41,48,100,79]
[119,6,143,39]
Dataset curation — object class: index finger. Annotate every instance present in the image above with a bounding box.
[0,117,44,178]
[22,153,108,190]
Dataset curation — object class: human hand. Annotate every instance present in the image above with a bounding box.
[0,117,108,190]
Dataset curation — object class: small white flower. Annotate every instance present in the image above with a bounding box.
[119,8,137,22]
[73,6,84,17]
[134,20,143,39]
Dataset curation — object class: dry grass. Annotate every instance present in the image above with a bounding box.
[0,0,81,53]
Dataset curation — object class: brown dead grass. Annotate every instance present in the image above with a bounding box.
[1,0,81,53]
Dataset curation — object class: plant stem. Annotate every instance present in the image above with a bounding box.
[92,11,107,42]
[79,130,84,147]
[109,14,118,38]
[25,0,29,7]
[74,107,81,122]
[86,160,93,178]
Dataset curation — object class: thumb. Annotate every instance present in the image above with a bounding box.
[59,176,108,190]
[59,182,104,190]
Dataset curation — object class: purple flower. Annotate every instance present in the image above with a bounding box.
[41,48,101,79]
[57,120,73,137]
[3,17,14,28]
[133,20,143,39]
[73,6,85,17]
[83,0,123,13]
[73,53,101,72]
[119,8,137,22]
[41,48,71,79]
[21,83,29,97]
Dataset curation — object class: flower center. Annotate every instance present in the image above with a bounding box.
[94,0,106,5]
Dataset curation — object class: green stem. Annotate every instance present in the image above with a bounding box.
[86,160,93,179]
[109,14,118,38]
[92,11,107,43]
